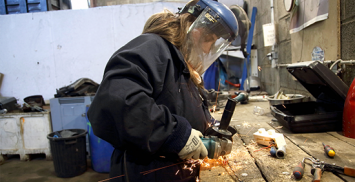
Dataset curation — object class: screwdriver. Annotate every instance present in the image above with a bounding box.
[293,158,305,179]
[322,143,335,158]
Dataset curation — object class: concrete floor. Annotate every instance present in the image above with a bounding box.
[0,154,109,182]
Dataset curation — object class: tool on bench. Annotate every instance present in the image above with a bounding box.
[270,146,277,157]
[233,91,249,104]
[269,143,286,159]
[293,157,312,179]
[202,97,239,159]
[322,143,336,158]
[293,157,355,181]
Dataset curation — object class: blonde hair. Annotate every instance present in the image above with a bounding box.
[142,8,205,89]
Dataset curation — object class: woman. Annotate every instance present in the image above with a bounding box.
[87,0,239,181]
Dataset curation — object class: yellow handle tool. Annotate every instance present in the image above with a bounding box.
[322,143,335,158]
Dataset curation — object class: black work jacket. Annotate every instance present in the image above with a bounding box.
[87,33,212,181]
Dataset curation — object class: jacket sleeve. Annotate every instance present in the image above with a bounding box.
[87,35,191,155]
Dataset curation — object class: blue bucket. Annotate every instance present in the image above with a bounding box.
[86,107,114,173]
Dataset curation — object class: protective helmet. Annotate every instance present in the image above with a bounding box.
[178,0,239,75]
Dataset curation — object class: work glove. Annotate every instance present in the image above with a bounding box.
[178,129,208,160]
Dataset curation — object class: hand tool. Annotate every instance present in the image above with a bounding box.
[293,157,316,180]
[203,97,240,159]
[201,136,232,159]
[311,160,324,182]
[322,143,335,158]
[310,158,355,182]
[293,157,355,181]
[323,162,355,178]
[233,92,249,104]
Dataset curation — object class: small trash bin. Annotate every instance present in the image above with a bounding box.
[47,129,88,178]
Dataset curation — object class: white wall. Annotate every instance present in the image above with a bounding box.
[0,2,185,103]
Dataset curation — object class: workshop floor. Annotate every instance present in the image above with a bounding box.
[0,155,108,182]
[1,100,354,182]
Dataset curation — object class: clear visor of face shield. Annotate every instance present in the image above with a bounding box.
[186,7,236,75]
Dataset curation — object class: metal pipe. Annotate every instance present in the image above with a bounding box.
[276,64,289,67]
[339,60,355,64]
[276,145,286,159]
[330,59,342,70]
[270,0,277,68]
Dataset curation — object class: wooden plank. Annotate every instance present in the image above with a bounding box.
[269,120,355,182]
[230,101,346,181]
[225,134,265,182]
[201,101,354,181]
[200,165,235,182]
[200,102,266,182]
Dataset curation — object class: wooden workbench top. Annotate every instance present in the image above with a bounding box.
[200,101,355,182]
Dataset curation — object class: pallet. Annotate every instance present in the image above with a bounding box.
[0,152,51,163]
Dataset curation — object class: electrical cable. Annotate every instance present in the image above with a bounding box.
[330,59,342,70]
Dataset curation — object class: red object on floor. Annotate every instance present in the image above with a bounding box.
[343,78,355,139]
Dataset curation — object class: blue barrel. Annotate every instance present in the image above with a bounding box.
[86,106,114,173]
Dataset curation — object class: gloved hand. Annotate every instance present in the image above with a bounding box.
[178,129,208,160]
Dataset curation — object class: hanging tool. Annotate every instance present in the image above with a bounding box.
[322,143,336,158]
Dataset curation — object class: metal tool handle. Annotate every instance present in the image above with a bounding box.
[311,167,322,182]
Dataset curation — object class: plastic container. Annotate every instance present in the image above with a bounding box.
[87,122,114,173]
[50,96,94,156]
[86,106,114,173]
[0,111,52,160]
[343,78,355,139]
[0,0,48,15]
[271,61,349,133]
[47,129,87,178]
[50,96,94,132]
[253,106,265,115]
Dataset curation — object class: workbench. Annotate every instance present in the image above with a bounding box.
[200,101,355,182]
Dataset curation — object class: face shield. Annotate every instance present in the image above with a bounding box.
[230,5,250,48]
[185,7,237,75]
